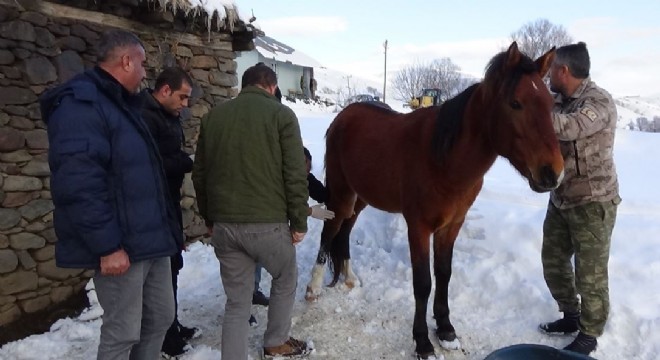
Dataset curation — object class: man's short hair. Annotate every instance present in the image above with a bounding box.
[96,29,144,63]
[555,42,590,79]
[303,147,312,161]
[241,63,277,88]
[154,67,193,92]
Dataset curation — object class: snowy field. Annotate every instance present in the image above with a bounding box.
[1,100,659,360]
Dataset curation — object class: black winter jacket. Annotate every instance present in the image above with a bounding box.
[140,89,193,217]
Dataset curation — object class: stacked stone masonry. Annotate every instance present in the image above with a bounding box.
[0,3,240,329]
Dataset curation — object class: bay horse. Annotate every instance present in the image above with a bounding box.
[305,42,564,359]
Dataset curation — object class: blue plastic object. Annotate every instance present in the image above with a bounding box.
[484,344,597,360]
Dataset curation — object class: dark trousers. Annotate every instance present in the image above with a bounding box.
[164,251,184,340]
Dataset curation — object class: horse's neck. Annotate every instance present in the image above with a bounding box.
[441,92,499,187]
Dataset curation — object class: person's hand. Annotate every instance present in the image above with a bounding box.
[291,231,306,245]
[310,204,335,221]
[100,249,130,276]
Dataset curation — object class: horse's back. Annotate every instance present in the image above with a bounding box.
[325,104,438,211]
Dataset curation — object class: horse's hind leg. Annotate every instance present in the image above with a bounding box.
[329,198,367,288]
[306,189,357,301]
[433,223,462,350]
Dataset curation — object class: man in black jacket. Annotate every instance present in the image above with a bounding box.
[141,67,199,357]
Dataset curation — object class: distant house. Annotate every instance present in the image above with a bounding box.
[236,35,321,98]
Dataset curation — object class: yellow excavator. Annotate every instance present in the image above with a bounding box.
[408,88,442,109]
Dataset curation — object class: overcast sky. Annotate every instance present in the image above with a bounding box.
[235,0,660,98]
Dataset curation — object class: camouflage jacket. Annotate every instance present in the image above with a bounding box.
[550,78,621,209]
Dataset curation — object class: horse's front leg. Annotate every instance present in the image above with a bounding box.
[433,223,462,350]
[408,224,435,359]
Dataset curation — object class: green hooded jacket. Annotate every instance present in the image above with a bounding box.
[192,86,309,232]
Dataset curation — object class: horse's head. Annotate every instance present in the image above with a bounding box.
[482,42,564,192]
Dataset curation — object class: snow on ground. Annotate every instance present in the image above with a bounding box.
[1,100,659,360]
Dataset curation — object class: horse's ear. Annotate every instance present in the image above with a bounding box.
[535,47,556,77]
[504,41,522,70]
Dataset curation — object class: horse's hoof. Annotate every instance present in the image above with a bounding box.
[345,279,357,289]
[305,286,318,302]
[436,329,456,342]
[416,351,438,360]
[328,279,338,288]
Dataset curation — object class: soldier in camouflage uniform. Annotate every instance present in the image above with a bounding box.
[539,42,621,356]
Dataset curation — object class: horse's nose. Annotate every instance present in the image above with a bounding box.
[539,164,561,190]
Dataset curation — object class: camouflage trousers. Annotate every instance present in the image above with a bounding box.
[542,200,618,337]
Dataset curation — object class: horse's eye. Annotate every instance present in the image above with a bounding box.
[510,100,522,110]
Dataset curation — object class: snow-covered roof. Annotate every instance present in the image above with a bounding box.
[146,0,244,32]
[254,35,322,68]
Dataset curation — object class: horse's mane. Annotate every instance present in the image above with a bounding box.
[430,83,478,164]
[430,51,539,164]
[484,50,537,99]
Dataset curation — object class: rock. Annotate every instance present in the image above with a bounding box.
[0,295,16,306]
[2,192,33,208]
[0,111,9,125]
[0,65,22,79]
[9,232,46,250]
[190,55,217,69]
[27,103,41,120]
[190,69,209,82]
[19,11,48,27]
[209,70,237,87]
[9,116,35,130]
[0,20,36,42]
[19,199,54,221]
[50,286,73,304]
[0,234,8,248]
[47,23,69,36]
[217,59,237,73]
[53,50,84,83]
[17,40,35,52]
[0,270,38,295]
[0,304,21,326]
[3,176,42,192]
[0,49,14,65]
[37,259,83,280]
[58,36,86,52]
[25,221,46,232]
[4,105,27,116]
[12,47,31,60]
[0,149,32,162]
[31,244,54,261]
[175,46,193,58]
[70,24,98,44]
[40,228,57,243]
[19,294,51,313]
[34,27,56,48]
[24,129,48,149]
[21,159,51,176]
[0,208,21,230]
[16,250,37,270]
[190,103,208,118]
[0,249,18,273]
[22,56,57,85]
[0,86,36,106]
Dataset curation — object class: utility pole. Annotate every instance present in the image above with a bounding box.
[383,39,388,103]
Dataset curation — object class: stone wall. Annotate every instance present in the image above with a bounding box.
[0,3,239,333]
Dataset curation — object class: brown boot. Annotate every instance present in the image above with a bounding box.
[263,337,311,358]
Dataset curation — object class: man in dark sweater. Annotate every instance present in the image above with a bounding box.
[141,67,199,358]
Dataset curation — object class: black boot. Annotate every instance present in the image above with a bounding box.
[252,290,270,306]
[539,311,579,335]
[564,331,597,355]
[161,331,191,359]
[178,323,201,341]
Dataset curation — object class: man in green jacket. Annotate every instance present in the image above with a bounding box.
[192,63,311,359]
